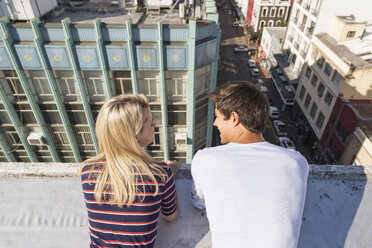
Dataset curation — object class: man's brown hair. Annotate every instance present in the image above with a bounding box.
[209,81,269,133]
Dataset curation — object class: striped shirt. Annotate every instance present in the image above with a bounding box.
[81,162,177,248]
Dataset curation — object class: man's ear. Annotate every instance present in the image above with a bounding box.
[230,111,240,127]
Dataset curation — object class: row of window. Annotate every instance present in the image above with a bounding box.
[261,7,286,18]
[304,66,334,106]
[298,85,325,130]
[259,20,285,29]
[315,57,345,87]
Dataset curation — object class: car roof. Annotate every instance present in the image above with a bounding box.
[270,106,278,111]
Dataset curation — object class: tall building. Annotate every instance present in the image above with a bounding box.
[294,15,372,161]
[320,97,372,165]
[241,0,291,37]
[0,0,220,163]
[283,0,372,77]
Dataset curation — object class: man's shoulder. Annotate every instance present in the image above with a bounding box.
[194,144,230,158]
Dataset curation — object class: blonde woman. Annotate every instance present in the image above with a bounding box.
[80,94,178,248]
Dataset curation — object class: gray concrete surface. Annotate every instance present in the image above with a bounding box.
[1,163,372,248]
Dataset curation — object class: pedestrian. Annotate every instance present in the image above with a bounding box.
[191,82,309,248]
[80,94,178,247]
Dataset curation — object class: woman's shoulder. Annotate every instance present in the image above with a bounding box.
[81,161,105,175]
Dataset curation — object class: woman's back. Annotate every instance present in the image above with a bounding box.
[81,161,177,248]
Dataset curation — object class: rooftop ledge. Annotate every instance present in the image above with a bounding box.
[1,163,372,247]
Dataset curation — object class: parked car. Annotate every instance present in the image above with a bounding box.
[260,86,268,96]
[253,79,264,84]
[234,45,248,52]
[273,120,288,136]
[251,68,260,76]
[279,137,296,150]
[248,59,256,67]
[269,106,279,119]
[232,22,239,28]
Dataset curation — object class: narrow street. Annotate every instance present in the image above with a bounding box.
[214,2,314,163]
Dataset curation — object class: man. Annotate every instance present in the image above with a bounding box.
[191,82,308,248]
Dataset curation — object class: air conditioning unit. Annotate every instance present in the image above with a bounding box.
[27,132,45,145]
[175,133,187,145]
[0,0,57,20]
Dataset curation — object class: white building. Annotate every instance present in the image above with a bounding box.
[283,0,372,77]
[295,16,372,139]
[242,0,291,36]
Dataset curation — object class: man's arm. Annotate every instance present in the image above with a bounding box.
[191,152,206,209]
[191,182,206,209]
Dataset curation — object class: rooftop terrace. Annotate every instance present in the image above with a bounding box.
[1,163,372,247]
[42,0,200,24]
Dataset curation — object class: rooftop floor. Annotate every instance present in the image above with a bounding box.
[43,1,187,24]
[1,163,372,248]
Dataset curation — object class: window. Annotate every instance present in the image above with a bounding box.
[305,66,312,78]
[260,21,266,29]
[298,85,306,101]
[317,82,325,97]
[317,57,324,68]
[324,63,332,76]
[262,8,267,16]
[268,20,274,27]
[311,74,318,87]
[332,71,344,87]
[114,71,132,95]
[278,8,284,17]
[291,53,297,64]
[270,8,276,17]
[347,31,356,38]
[304,93,311,109]
[335,122,349,144]
[301,15,307,31]
[324,91,333,106]
[310,103,318,119]
[168,105,186,125]
[316,112,325,129]
[295,10,300,23]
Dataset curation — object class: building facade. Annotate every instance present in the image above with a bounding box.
[283,0,372,78]
[242,0,291,36]
[295,16,372,140]
[0,0,220,163]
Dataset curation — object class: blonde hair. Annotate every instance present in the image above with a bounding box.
[81,94,165,207]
